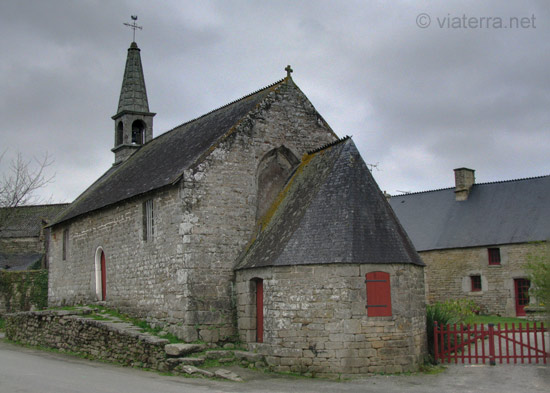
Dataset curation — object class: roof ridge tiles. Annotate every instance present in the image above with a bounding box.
[306,135,350,155]
[160,78,286,138]
[474,173,550,187]
[393,173,550,197]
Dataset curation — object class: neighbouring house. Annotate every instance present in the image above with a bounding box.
[389,168,550,317]
[46,40,426,374]
[0,204,68,271]
[0,204,67,315]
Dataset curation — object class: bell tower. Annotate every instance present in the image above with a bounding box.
[112,17,155,164]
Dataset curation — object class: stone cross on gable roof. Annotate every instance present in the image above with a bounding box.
[285,65,293,78]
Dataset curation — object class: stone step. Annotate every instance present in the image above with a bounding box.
[178,365,214,378]
[164,343,207,357]
[214,368,243,382]
[177,357,205,366]
[233,350,263,363]
[205,350,234,360]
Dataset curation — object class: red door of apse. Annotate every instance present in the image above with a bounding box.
[514,278,530,316]
[256,279,263,343]
[100,251,106,301]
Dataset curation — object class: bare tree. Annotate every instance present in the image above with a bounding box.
[0,151,54,233]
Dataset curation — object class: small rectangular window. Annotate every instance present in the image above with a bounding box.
[143,199,154,241]
[365,272,392,317]
[471,275,482,292]
[62,228,69,260]
[488,248,501,265]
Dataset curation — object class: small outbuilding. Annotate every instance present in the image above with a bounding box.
[235,138,427,376]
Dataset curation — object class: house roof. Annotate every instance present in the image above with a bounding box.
[0,204,69,238]
[53,78,288,225]
[0,253,43,271]
[235,138,424,270]
[388,175,550,251]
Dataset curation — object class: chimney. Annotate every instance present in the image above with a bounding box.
[454,168,475,201]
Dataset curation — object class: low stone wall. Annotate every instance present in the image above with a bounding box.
[0,270,48,315]
[5,309,170,370]
[236,263,427,377]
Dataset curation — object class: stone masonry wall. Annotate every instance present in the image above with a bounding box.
[48,81,336,343]
[5,310,169,370]
[0,237,43,255]
[236,264,426,377]
[48,186,186,330]
[421,242,544,316]
[176,81,336,342]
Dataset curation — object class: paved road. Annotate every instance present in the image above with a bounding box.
[0,339,548,393]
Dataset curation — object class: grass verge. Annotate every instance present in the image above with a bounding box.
[464,315,541,329]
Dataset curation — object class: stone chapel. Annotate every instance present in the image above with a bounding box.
[48,40,427,375]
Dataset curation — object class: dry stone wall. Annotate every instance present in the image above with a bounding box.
[5,309,169,370]
[421,242,543,316]
[236,263,426,377]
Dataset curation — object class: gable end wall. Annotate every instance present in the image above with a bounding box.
[175,82,336,342]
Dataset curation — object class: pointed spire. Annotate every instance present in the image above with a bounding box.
[116,42,150,114]
[112,41,155,165]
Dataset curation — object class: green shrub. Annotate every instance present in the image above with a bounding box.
[426,302,459,362]
[435,299,481,320]
[526,242,550,324]
[0,270,48,312]
[426,299,481,363]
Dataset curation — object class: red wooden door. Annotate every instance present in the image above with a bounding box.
[365,272,392,317]
[256,279,264,343]
[514,278,530,316]
[100,251,106,301]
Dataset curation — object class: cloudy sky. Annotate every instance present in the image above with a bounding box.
[1,0,549,203]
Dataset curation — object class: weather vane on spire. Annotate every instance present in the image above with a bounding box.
[123,15,142,42]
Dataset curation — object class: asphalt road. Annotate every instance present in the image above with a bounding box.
[0,339,548,393]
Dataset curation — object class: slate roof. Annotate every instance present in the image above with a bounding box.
[0,204,68,238]
[116,42,151,115]
[235,138,424,270]
[53,79,286,225]
[0,253,42,271]
[388,175,550,251]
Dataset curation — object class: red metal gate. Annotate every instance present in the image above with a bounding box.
[434,322,549,365]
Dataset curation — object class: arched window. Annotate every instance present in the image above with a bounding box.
[116,121,124,146]
[131,120,146,145]
[256,146,299,220]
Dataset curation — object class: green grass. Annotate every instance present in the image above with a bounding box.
[463,315,540,329]
[87,305,184,343]
[0,316,5,331]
